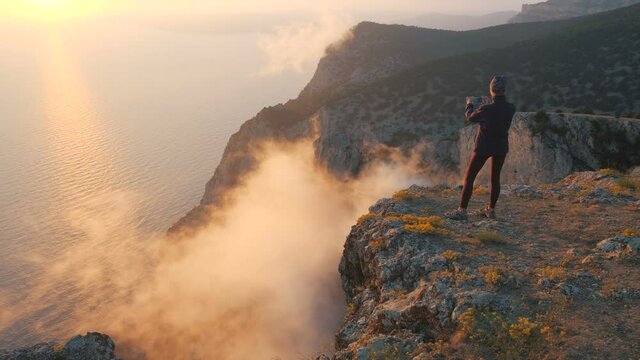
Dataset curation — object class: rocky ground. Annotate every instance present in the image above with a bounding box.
[0,333,117,360]
[324,169,640,359]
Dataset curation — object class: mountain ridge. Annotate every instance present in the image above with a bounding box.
[510,0,640,23]
[394,11,518,31]
[170,4,640,236]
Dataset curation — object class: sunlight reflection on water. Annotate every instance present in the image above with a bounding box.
[0,21,312,347]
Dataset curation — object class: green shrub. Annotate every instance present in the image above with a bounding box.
[476,231,506,245]
[617,177,640,190]
[459,308,548,359]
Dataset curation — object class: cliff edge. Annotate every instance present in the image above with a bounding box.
[327,168,640,359]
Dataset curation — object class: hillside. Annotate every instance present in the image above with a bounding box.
[324,169,640,359]
[394,11,518,31]
[296,17,592,107]
[510,0,640,23]
[171,4,640,235]
[311,3,640,180]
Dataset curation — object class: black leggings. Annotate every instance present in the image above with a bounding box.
[460,152,506,209]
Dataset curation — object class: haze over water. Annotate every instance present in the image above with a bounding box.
[0,17,312,345]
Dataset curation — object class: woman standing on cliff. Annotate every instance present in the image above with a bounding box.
[446,76,516,220]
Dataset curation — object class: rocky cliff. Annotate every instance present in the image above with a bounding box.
[325,168,640,359]
[459,112,640,184]
[510,0,640,23]
[0,333,118,360]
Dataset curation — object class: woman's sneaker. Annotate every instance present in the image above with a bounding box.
[473,206,496,220]
[445,209,468,221]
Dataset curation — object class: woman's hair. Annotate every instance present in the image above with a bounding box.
[490,76,507,96]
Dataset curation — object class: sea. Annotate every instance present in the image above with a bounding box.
[0,16,313,346]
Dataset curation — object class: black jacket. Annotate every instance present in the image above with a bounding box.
[465,96,516,156]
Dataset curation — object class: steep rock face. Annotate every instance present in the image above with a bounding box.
[334,190,518,358]
[0,333,118,360]
[312,105,459,180]
[168,104,313,233]
[459,112,640,184]
[510,0,640,23]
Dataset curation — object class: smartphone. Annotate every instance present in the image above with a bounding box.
[466,96,490,108]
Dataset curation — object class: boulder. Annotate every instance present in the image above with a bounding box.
[0,333,118,360]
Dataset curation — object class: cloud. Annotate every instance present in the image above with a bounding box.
[0,139,427,359]
[256,11,354,76]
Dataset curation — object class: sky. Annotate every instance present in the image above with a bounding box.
[0,0,528,22]
[0,0,533,83]
[113,0,527,15]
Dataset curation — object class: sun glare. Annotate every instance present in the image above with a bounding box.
[31,0,69,8]
[5,0,105,22]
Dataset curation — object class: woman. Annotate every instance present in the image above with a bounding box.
[446,76,516,221]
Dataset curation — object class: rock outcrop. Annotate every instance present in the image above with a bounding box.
[459,112,640,184]
[0,333,118,360]
[510,0,640,23]
[326,168,640,359]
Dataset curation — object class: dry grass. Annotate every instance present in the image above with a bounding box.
[597,168,622,177]
[536,267,568,282]
[442,250,461,262]
[576,189,592,198]
[392,189,423,202]
[538,183,554,190]
[357,212,377,225]
[369,237,387,251]
[440,188,458,198]
[386,214,448,236]
[347,303,357,315]
[622,228,639,237]
[479,265,506,288]
[599,279,618,298]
